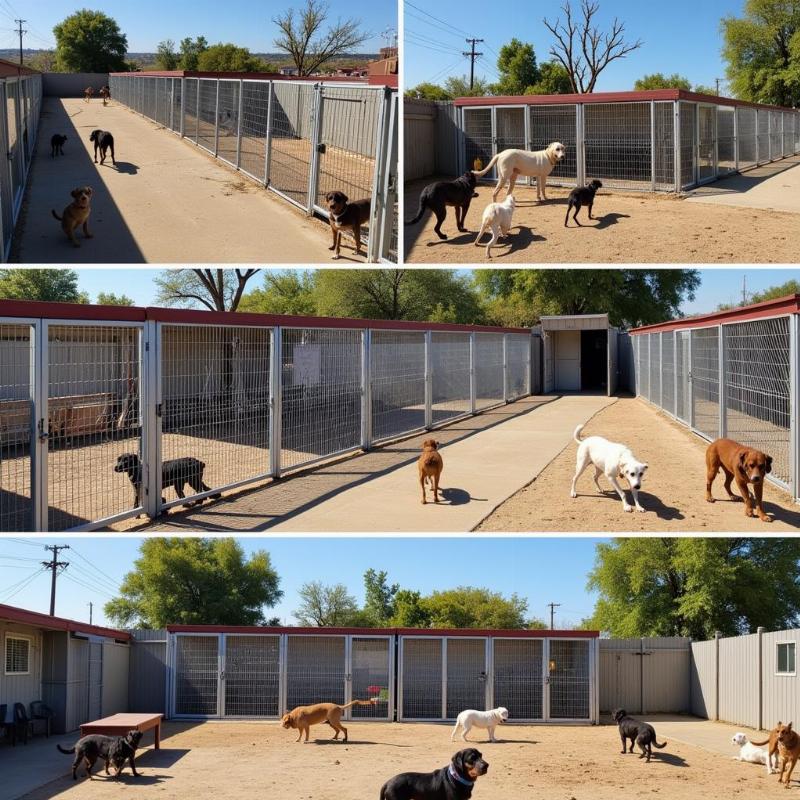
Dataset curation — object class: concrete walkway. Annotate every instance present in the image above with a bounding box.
[14,98,343,263]
[274,394,614,532]
[686,155,800,213]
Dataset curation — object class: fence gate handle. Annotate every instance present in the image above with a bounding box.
[38,418,49,442]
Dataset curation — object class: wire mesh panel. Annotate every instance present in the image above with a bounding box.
[280,328,361,470]
[757,109,770,164]
[506,334,530,400]
[639,333,650,401]
[197,80,218,153]
[679,102,697,189]
[649,332,661,406]
[184,78,199,144]
[475,333,504,410]
[697,106,716,182]
[717,106,736,174]
[350,637,392,719]
[549,640,591,719]
[691,327,720,441]
[431,332,471,424]
[783,112,793,157]
[495,107,525,151]
[675,331,690,424]
[463,108,493,176]
[240,81,270,183]
[0,323,33,532]
[156,78,169,127]
[370,331,426,441]
[47,324,143,531]
[0,86,14,256]
[529,104,577,184]
[737,107,757,169]
[401,637,443,719]
[170,78,182,133]
[723,317,791,487]
[662,331,675,416]
[269,82,315,208]
[584,102,651,189]
[286,635,346,709]
[492,639,543,720]
[770,111,782,160]
[174,635,220,717]
[160,325,271,506]
[224,634,280,717]
[446,638,487,718]
[217,80,241,167]
[654,101,675,190]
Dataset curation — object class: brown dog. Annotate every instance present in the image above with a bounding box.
[84,86,95,102]
[418,438,443,505]
[777,722,800,787]
[52,187,93,247]
[99,85,110,106]
[325,191,371,259]
[280,700,375,743]
[705,438,773,522]
[750,722,782,775]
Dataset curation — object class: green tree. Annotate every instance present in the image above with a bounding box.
[96,292,134,306]
[586,538,800,639]
[722,0,800,107]
[29,50,58,72]
[197,43,272,72]
[717,279,800,311]
[634,72,692,90]
[179,36,209,71]
[104,538,282,628]
[238,270,317,315]
[0,269,88,303]
[404,82,452,101]
[155,39,179,70]
[273,0,369,76]
[422,587,530,629]
[294,581,361,626]
[525,61,573,94]
[492,39,540,95]
[693,84,719,96]
[314,269,484,324]
[53,10,128,73]
[473,268,700,328]
[155,268,260,311]
[443,74,490,98]
[363,569,399,626]
[390,589,431,627]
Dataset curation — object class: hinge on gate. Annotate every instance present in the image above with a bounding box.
[317,143,326,154]
[156,402,163,418]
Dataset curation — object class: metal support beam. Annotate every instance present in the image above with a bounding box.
[269,326,282,478]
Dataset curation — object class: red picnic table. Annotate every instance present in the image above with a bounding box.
[79,713,163,749]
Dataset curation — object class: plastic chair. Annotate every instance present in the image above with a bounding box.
[29,701,54,738]
[12,703,33,745]
[0,704,12,745]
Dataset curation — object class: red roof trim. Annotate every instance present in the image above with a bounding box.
[0,300,145,322]
[167,625,396,635]
[0,603,130,640]
[630,294,800,335]
[109,70,370,83]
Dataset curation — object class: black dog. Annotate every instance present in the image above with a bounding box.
[565,179,603,226]
[407,172,478,240]
[57,729,142,780]
[325,190,372,258]
[380,748,489,800]
[51,134,67,157]
[114,452,222,509]
[612,709,667,762]
[90,129,116,165]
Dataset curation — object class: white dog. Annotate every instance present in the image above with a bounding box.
[570,424,648,513]
[474,195,515,258]
[732,732,778,774]
[472,142,566,201]
[451,707,509,743]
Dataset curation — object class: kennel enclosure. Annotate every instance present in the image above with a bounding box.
[455,89,800,192]
[630,293,800,503]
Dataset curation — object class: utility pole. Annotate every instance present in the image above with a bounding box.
[88,602,93,625]
[742,275,748,306]
[14,19,27,67]
[715,78,725,97]
[463,38,484,91]
[547,602,561,630]
[42,545,70,616]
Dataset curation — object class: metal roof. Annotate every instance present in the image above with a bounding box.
[0,603,131,641]
[539,313,611,331]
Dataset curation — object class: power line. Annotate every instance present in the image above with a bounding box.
[6,538,45,548]
[404,10,466,41]
[404,2,469,37]
[406,29,464,53]
[423,57,465,86]
[68,547,121,593]
[42,544,69,616]
[0,567,46,603]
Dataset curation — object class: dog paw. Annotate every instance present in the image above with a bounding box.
[760,515,773,523]
[623,504,633,513]
[635,505,645,513]
[570,490,577,498]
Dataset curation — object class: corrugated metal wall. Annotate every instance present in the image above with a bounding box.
[690,639,716,719]
[0,622,43,720]
[129,630,168,714]
[762,629,800,729]
[719,633,759,727]
[403,99,459,180]
[102,641,130,716]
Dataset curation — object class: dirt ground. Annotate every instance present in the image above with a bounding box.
[478,396,800,532]
[403,178,800,263]
[21,720,791,800]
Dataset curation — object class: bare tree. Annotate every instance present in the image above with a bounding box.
[543,0,643,93]
[154,268,260,311]
[273,0,370,76]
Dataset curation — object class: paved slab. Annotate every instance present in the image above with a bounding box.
[273,394,614,532]
[14,98,350,264]
[686,156,800,213]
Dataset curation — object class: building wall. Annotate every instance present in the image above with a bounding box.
[719,633,760,728]
[690,639,716,719]
[41,630,69,733]
[403,99,459,180]
[554,330,581,391]
[102,641,130,716]
[42,72,108,98]
[129,630,168,714]
[762,629,800,729]
[0,621,43,722]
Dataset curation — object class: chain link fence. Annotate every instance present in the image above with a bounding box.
[109,74,397,262]
[0,306,532,531]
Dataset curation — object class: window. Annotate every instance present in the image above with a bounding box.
[777,642,796,676]
[5,635,31,675]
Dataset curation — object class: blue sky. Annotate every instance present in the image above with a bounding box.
[0,537,604,630]
[404,0,744,91]
[0,0,395,54]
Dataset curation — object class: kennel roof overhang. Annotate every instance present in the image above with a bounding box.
[0,299,530,335]
[108,70,397,87]
[453,88,798,113]
[539,314,613,332]
[629,293,800,336]
[0,603,131,641]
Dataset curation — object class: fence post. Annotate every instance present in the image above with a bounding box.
[368,87,391,263]
[790,314,799,503]
[469,332,476,415]
[361,329,372,450]
[718,325,726,439]
[30,320,45,531]
[36,321,50,531]
[307,84,324,214]
[424,330,433,430]
[269,326,283,479]
[527,333,533,396]
[214,79,221,156]
[714,631,721,722]
[650,101,656,192]
[734,105,739,173]
[658,332,664,408]
[575,103,585,186]
[264,82,274,186]
[180,78,185,138]
[688,331,695,430]
[235,80,244,169]
[674,101,681,192]
[758,626,765,731]
[143,320,160,521]
[502,334,509,403]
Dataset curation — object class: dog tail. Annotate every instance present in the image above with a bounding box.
[406,194,428,225]
[573,424,585,443]
[422,453,439,468]
[51,209,63,221]
[652,739,667,749]
[57,744,76,754]
[472,153,500,178]
[749,737,771,746]
[340,699,377,710]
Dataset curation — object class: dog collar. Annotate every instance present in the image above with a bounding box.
[447,764,475,787]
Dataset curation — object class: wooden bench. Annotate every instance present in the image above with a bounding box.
[79,713,163,749]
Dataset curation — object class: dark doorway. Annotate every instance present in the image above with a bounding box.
[580,330,607,391]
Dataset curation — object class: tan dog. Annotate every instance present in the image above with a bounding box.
[418,438,443,504]
[84,86,95,102]
[281,700,375,743]
[777,722,800,786]
[52,187,93,247]
[750,723,782,775]
[99,85,110,106]
[706,438,773,522]
[472,142,566,201]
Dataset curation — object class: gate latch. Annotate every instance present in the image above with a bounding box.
[317,143,327,154]
[38,418,49,442]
